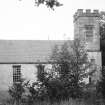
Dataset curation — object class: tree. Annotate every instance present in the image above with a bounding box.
[26,39,96,103]
[50,39,94,98]
[35,0,62,9]
[98,23,105,99]
[19,0,62,10]
[100,23,105,41]
[25,64,50,103]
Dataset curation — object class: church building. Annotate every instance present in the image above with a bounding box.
[74,9,103,82]
[0,9,104,93]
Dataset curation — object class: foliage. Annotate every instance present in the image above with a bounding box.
[100,23,105,51]
[99,23,105,100]
[25,65,49,104]
[101,67,105,99]
[26,81,48,104]
[23,39,97,104]
[8,79,26,105]
[35,0,62,10]
[96,67,105,100]
[100,23,105,40]
[26,39,97,104]
[19,0,62,10]
[50,39,92,99]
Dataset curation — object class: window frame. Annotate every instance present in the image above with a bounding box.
[84,25,94,42]
[13,65,21,83]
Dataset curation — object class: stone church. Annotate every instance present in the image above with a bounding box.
[74,9,102,66]
[0,9,104,93]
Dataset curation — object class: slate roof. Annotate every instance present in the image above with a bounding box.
[0,40,66,64]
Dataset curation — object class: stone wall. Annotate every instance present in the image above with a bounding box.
[74,9,102,83]
[74,9,101,51]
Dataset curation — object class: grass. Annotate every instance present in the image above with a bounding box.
[31,98,101,105]
[0,88,104,105]
[1,97,105,105]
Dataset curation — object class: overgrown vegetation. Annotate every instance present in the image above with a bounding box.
[99,23,105,100]
[50,39,90,99]
[7,39,102,105]
[8,79,26,105]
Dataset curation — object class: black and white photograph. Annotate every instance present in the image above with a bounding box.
[0,0,105,105]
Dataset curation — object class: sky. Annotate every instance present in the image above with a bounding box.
[0,0,105,40]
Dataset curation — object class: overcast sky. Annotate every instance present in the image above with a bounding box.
[0,0,105,40]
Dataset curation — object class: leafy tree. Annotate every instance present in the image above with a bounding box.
[19,0,62,10]
[100,23,105,51]
[35,0,62,9]
[98,23,105,99]
[50,39,94,98]
[101,67,105,99]
[26,39,96,103]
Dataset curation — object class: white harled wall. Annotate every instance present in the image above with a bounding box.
[0,64,37,91]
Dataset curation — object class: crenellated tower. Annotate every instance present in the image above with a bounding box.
[74,9,101,51]
[73,9,103,83]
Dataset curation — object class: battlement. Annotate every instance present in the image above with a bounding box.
[74,9,101,22]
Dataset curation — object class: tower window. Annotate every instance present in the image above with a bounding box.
[85,25,94,42]
[91,58,95,64]
[13,65,21,83]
